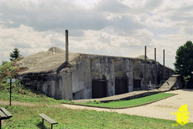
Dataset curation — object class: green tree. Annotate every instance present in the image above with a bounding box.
[174,41,193,88]
[10,48,21,61]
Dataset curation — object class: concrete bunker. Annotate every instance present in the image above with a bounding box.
[17,47,175,100]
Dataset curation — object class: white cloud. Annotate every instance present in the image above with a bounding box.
[1,0,193,69]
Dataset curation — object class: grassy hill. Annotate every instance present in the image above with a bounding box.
[0,59,71,105]
[0,59,42,96]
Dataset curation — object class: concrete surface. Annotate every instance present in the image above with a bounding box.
[74,89,160,103]
[17,47,80,74]
[159,74,182,91]
[17,47,174,100]
[63,89,193,123]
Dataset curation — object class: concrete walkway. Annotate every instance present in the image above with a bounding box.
[63,89,193,123]
[74,89,161,103]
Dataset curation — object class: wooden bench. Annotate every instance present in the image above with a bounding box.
[39,114,58,129]
[0,107,12,129]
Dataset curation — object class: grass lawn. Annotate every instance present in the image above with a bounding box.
[0,93,72,105]
[0,92,176,108]
[78,93,176,108]
[1,104,193,129]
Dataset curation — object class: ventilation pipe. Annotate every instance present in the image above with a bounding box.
[145,46,147,90]
[56,30,69,74]
[65,30,69,63]
[163,49,165,80]
[154,48,157,85]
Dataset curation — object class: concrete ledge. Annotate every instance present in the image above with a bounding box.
[64,94,177,109]
[74,89,166,103]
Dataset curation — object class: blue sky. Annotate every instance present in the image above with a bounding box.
[1,0,193,69]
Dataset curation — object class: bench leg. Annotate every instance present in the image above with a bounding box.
[42,118,44,124]
[0,119,1,129]
[51,124,53,129]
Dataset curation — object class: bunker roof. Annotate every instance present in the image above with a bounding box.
[17,47,80,75]
[17,47,171,75]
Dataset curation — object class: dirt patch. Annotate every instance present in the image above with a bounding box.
[0,100,67,108]
[154,104,179,109]
[1,120,6,125]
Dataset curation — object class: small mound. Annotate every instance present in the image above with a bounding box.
[47,47,65,53]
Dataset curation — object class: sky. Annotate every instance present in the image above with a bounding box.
[1,0,193,69]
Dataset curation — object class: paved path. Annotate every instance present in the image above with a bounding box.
[0,100,66,108]
[63,89,193,123]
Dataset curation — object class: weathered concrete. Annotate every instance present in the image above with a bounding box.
[17,47,175,100]
[74,74,183,103]
[159,74,183,91]
[74,89,161,103]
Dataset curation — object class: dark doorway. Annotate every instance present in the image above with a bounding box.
[133,79,141,90]
[92,80,107,98]
[115,77,128,95]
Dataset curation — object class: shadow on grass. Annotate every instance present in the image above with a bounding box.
[36,122,48,129]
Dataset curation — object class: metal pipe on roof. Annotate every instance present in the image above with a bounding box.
[154,48,157,85]
[56,30,69,74]
[163,49,165,80]
[65,30,69,63]
[145,46,147,90]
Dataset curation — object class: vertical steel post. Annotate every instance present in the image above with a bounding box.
[163,49,165,80]
[0,118,1,129]
[145,46,147,90]
[65,30,68,63]
[10,78,12,106]
[154,48,157,85]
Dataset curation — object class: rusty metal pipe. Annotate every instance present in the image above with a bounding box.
[65,30,68,63]
[163,49,165,80]
[154,48,157,85]
[145,46,147,90]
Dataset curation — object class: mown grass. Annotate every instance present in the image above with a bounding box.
[0,92,175,107]
[1,104,192,129]
[0,92,72,105]
[79,93,176,108]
